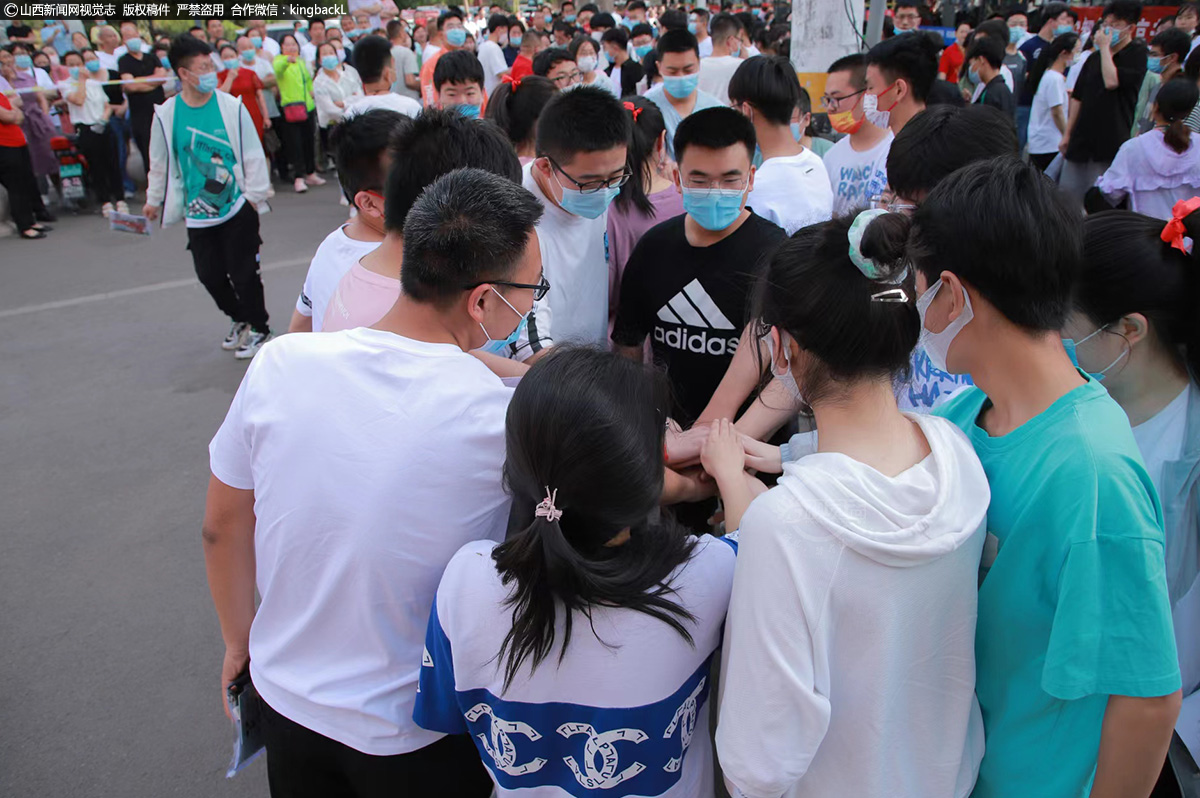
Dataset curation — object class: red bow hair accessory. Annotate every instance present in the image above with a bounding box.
[623,100,642,122]
[1161,196,1200,253]
[502,74,522,90]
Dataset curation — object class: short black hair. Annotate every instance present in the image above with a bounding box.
[401,168,544,306]
[692,7,711,22]
[307,17,325,30]
[353,34,393,83]
[894,0,922,8]
[579,3,599,14]
[552,19,575,35]
[591,12,616,29]
[601,27,629,48]
[168,32,213,72]
[628,0,648,10]
[865,28,940,102]
[910,155,1081,330]
[630,22,655,39]
[533,46,575,75]
[709,12,743,44]
[1103,0,1142,25]
[434,48,485,90]
[975,18,1009,41]
[887,104,1018,199]
[384,108,523,234]
[535,85,631,164]
[673,106,756,164]
[568,35,599,58]
[660,9,689,30]
[1038,1,1071,27]
[656,28,699,58]
[331,109,411,201]
[437,10,465,31]
[827,52,867,88]
[488,13,510,33]
[965,35,1004,68]
[188,25,204,35]
[1152,26,1192,61]
[728,55,800,125]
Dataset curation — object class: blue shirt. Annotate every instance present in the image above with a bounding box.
[643,84,723,161]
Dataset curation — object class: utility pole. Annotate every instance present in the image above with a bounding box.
[791,0,869,101]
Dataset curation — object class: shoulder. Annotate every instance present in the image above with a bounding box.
[744,210,787,240]
[932,385,987,429]
[441,539,503,594]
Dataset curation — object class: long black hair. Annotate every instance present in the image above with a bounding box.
[1156,77,1198,154]
[613,94,667,217]
[484,74,558,152]
[1078,208,1200,379]
[493,346,698,690]
[1027,31,1078,98]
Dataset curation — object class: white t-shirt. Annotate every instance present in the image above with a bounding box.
[422,42,442,63]
[342,91,422,119]
[415,536,735,796]
[476,38,509,95]
[822,130,893,217]
[96,49,120,73]
[698,54,741,105]
[748,149,834,235]
[209,328,513,756]
[262,36,281,58]
[522,161,610,347]
[698,36,713,58]
[1028,70,1067,156]
[1133,384,1190,497]
[57,78,108,126]
[295,224,383,330]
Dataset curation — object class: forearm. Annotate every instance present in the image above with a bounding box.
[734,379,798,441]
[1064,97,1081,136]
[201,477,258,653]
[714,471,755,531]
[1089,691,1182,798]
[404,72,419,89]
[1052,105,1066,134]
[1101,49,1118,89]
[697,327,763,425]
[287,308,313,333]
[470,350,530,378]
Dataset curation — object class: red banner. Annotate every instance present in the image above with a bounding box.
[1070,5,1179,40]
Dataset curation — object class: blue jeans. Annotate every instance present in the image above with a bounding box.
[1016,105,1031,151]
[109,113,135,195]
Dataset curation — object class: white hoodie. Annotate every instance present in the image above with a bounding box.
[716,413,989,798]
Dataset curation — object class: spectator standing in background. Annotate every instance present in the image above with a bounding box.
[59,49,126,217]
[968,36,1017,120]
[477,13,512,95]
[938,22,971,83]
[274,33,322,193]
[1,43,59,215]
[822,53,893,215]
[602,27,643,95]
[1027,32,1078,171]
[217,43,269,148]
[0,86,52,238]
[420,10,467,105]
[697,13,744,105]
[387,20,421,100]
[119,20,167,181]
[645,29,723,160]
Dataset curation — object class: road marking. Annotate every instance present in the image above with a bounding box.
[0,256,310,321]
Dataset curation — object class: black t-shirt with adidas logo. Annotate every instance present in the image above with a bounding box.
[612,209,785,425]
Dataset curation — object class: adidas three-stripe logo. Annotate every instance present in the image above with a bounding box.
[655,279,736,330]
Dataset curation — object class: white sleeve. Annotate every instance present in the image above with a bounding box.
[295,255,320,317]
[208,366,258,490]
[717,504,833,798]
[1050,74,1067,109]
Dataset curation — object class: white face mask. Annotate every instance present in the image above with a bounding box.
[577,55,598,73]
[765,329,804,405]
[861,91,891,129]
[916,278,974,373]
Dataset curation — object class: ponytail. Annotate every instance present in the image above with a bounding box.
[483,75,558,153]
[613,94,667,217]
[1155,78,1198,155]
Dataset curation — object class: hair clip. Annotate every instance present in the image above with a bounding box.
[502,73,522,90]
[534,486,563,523]
[848,208,910,285]
[1161,196,1200,253]
[870,287,909,303]
[623,100,642,121]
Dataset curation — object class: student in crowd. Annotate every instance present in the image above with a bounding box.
[433,50,485,118]
[204,168,542,797]
[690,6,713,56]
[645,30,722,161]
[511,21,538,79]
[864,29,938,136]
[613,107,785,425]
[1095,79,1200,220]
[892,0,922,33]
[938,21,971,83]
[313,41,364,152]
[1001,12,1029,104]
[524,86,631,350]
[93,25,133,196]
[916,155,1182,798]
[116,20,165,180]
[414,347,734,795]
[217,43,269,148]
[298,17,327,64]
[959,21,1015,104]
[607,95,683,332]
[420,10,468,105]
[630,23,656,63]
[1060,0,1149,209]
[533,46,581,89]
[504,18,524,66]
[730,55,833,235]
[552,19,575,48]
[569,34,618,94]
[385,20,421,100]
[967,36,1016,119]
[1069,208,1200,797]
[697,13,744,105]
[323,110,523,341]
[484,74,557,163]
[274,34,322,193]
[342,35,422,118]
[59,49,126,217]
[714,209,990,798]
[1137,27,1190,134]
[1019,2,1075,65]
[143,34,271,358]
[822,53,893,216]
[1027,32,1077,171]
[477,13,511,95]
[602,27,643,95]
[0,84,50,238]
[792,88,833,158]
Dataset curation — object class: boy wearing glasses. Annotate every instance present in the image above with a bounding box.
[820,53,893,216]
[613,107,784,426]
[524,86,632,351]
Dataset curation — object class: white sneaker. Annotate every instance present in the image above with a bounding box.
[294,178,308,193]
[221,321,250,350]
[101,202,114,218]
[305,173,327,186]
[116,200,130,215]
[339,193,350,206]
[235,329,272,360]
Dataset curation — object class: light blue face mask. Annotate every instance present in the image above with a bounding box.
[197,71,219,93]
[480,288,530,354]
[1104,26,1122,46]
[85,59,101,73]
[126,37,143,53]
[250,36,263,48]
[790,122,801,141]
[1062,324,1127,381]
[446,28,468,47]
[241,49,257,63]
[223,58,239,71]
[687,21,698,34]
[1147,55,1164,74]
[321,54,339,70]
[662,73,699,99]
[634,43,653,59]
[1009,26,1025,44]
[1055,23,1075,35]
[511,34,523,46]
[545,14,554,24]
[456,103,481,119]
[160,56,171,69]
[682,186,745,231]
[15,54,32,69]
[69,66,81,80]
[967,66,981,85]
[565,14,576,23]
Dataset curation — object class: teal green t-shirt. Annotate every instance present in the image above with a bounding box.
[172,94,244,228]
[936,376,1180,798]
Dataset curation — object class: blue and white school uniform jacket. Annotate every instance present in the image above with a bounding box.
[414,536,735,797]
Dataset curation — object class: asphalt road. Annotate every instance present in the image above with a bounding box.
[0,184,350,797]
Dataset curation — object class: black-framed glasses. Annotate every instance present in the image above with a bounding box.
[548,156,632,194]
[464,273,551,301]
[821,87,865,110]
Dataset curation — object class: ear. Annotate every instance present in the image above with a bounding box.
[354,189,385,220]
[466,283,493,324]
[1119,312,1150,347]
[534,155,552,179]
[940,270,968,324]
[746,164,756,194]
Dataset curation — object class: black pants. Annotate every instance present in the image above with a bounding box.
[279,113,316,179]
[259,698,493,798]
[75,122,124,204]
[186,201,269,332]
[0,144,42,232]
[1029,151,1057,172]
[129,110,153,181]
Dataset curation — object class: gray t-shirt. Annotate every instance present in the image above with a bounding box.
[390,45,420,100]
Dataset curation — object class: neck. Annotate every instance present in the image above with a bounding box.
[981,67,999,83]
[812,378,925,474]
[888,100,923,135]
[849,119,889,150]
[969,325,1086,435]
[613,51,627,65]
[516,139,536,158]
[324,66,339,75]
[714,43,734,57]
[363,80,389,95]
[345,214,385,244]
[684,208,749,247]
[1164,64,1181,82]
[372,293,474,349]
[1101,343,1190,426]
[696,30,708,41]
[129,50,143,59]
[181,85,211,106]
[1006,43,1018,54]
[360,231,403,277]
[1040,27,1055,42]
[755,121,801,160]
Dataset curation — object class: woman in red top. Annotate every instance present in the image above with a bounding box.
[510,22,537,81]
[217,41,269,142]
[938,22,972,84]
[0,92,49,238]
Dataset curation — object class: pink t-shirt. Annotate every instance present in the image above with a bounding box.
[606,185,685,326]
[322,262,401,333]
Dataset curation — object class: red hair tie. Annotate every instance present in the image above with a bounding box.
[1161,196,1200,253]
[623,100,642,122]
[502,74,521,90]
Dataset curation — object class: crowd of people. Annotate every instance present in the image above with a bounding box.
[2,1,1198,796]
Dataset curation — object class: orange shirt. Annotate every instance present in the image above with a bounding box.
[419,48,444,106]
